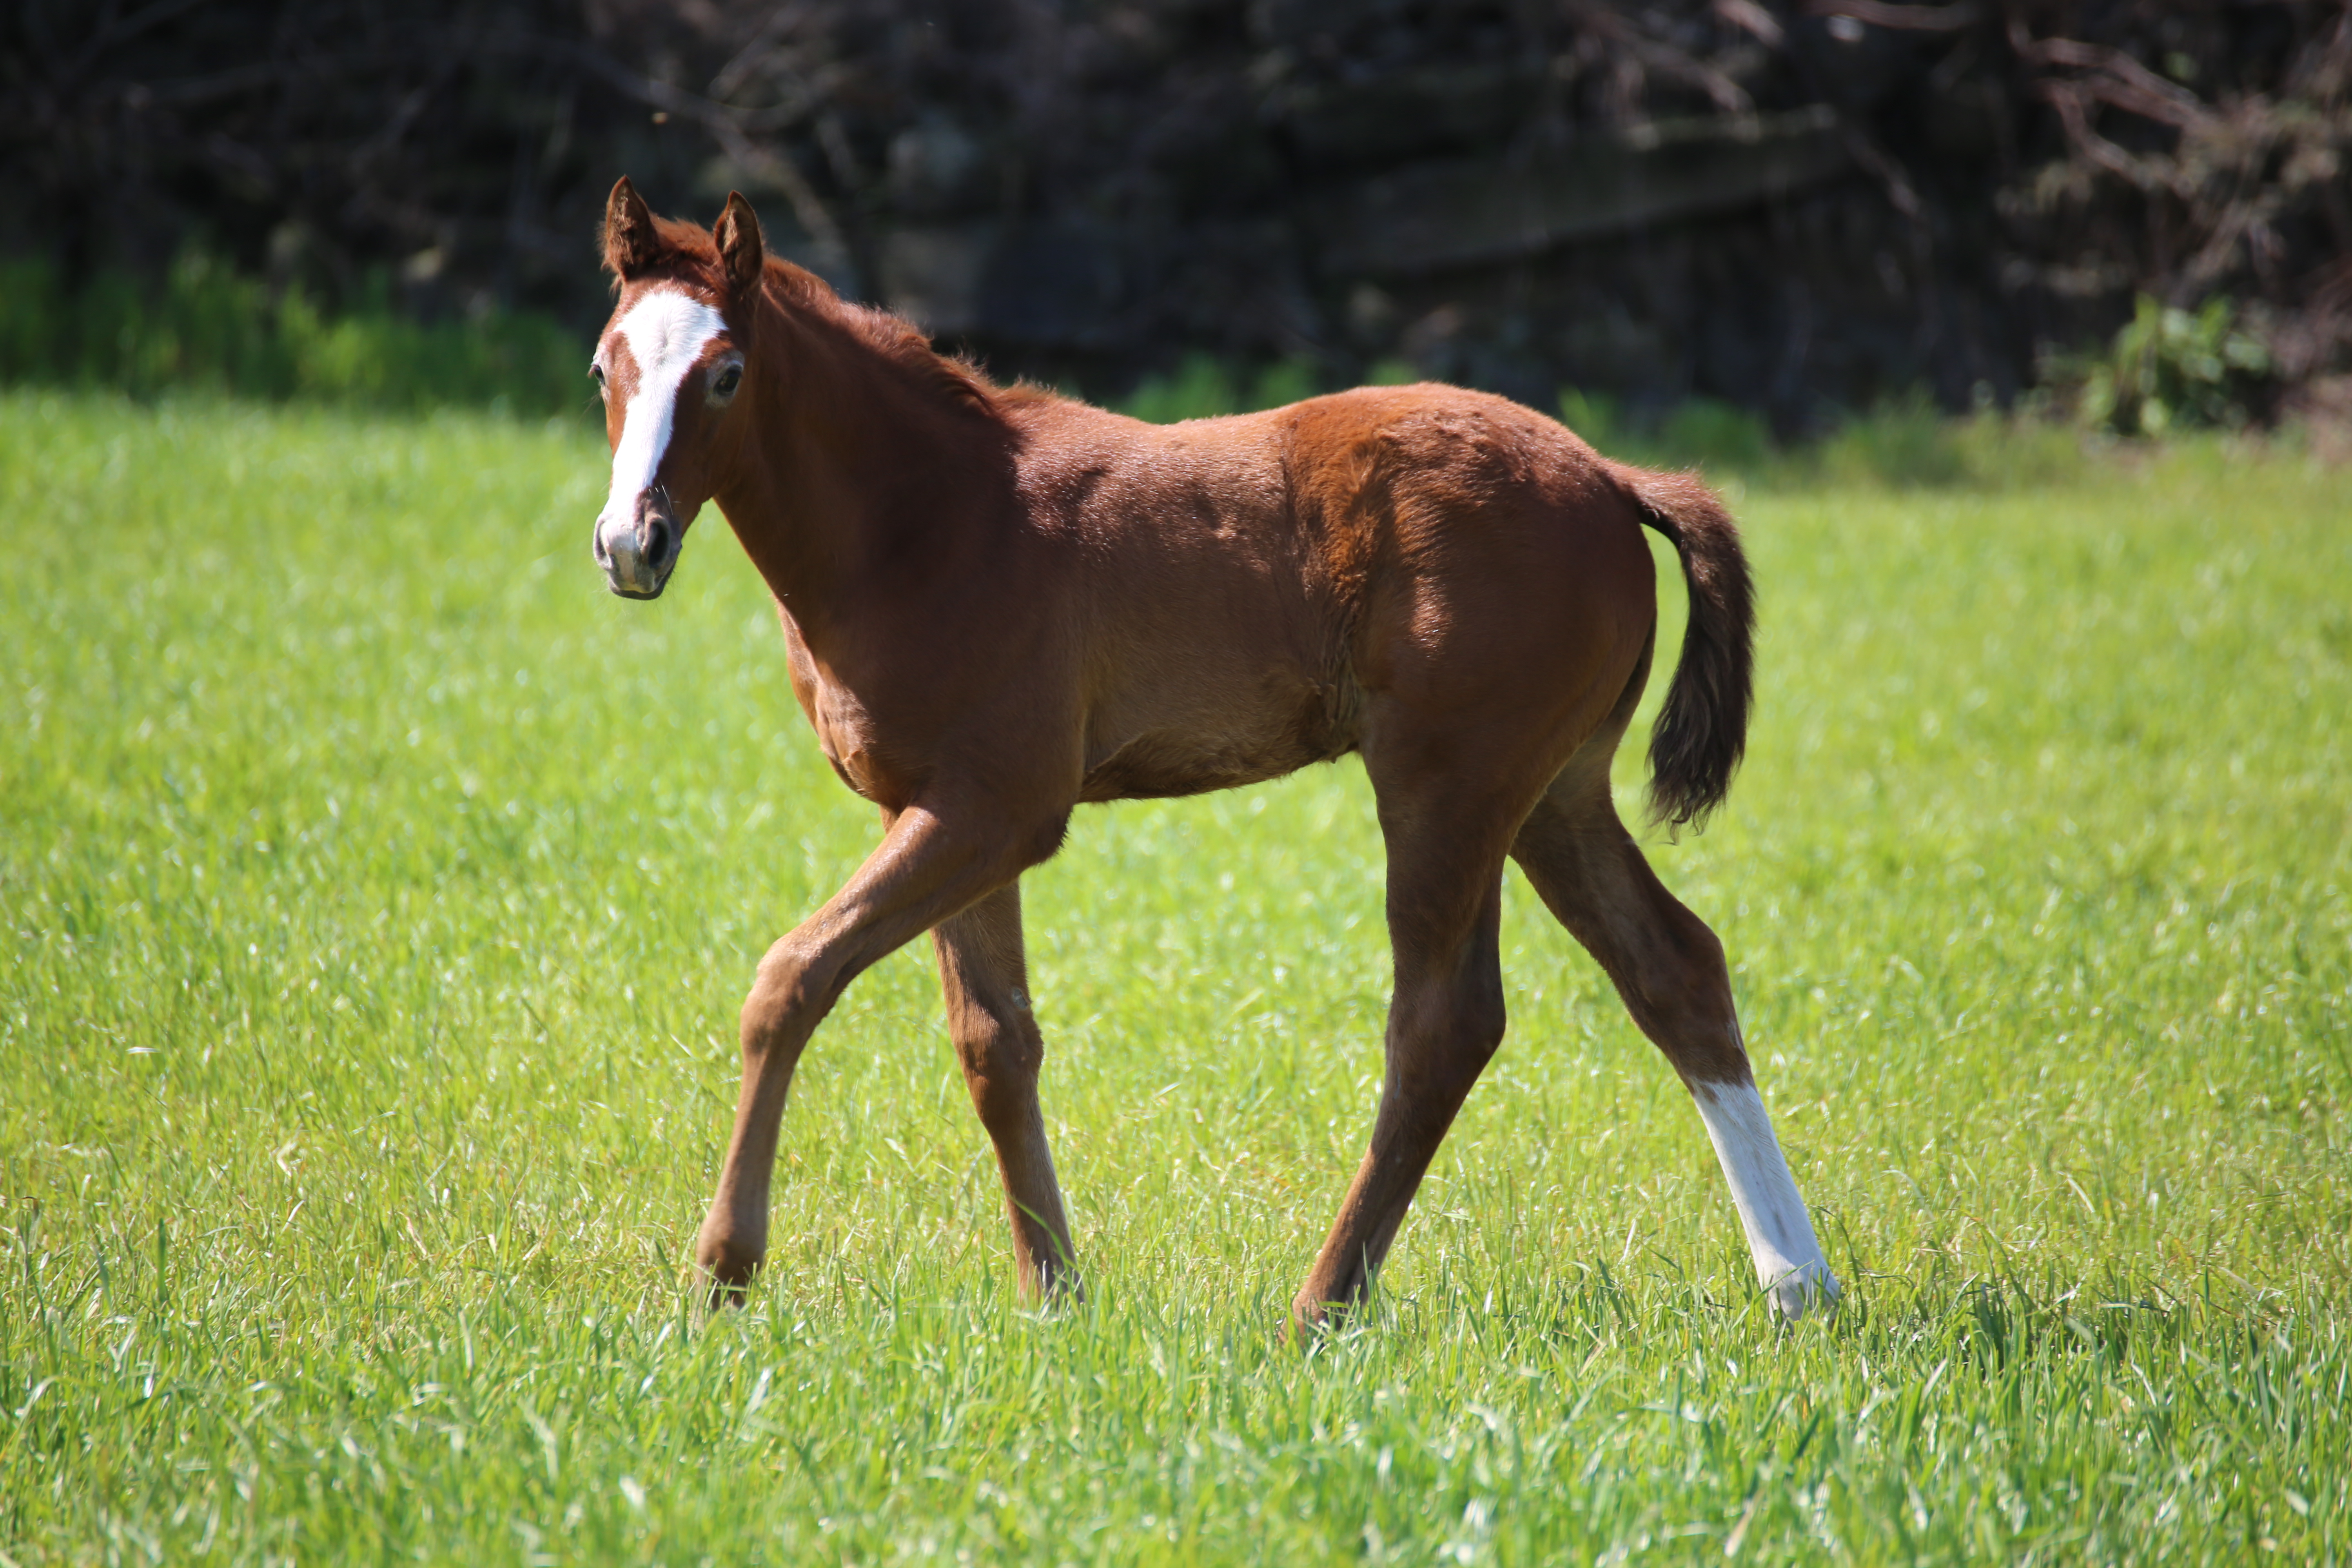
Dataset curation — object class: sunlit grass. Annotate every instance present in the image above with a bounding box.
[2,390,2347,1563]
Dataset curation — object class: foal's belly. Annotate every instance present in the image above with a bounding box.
[1078,730,1311,801]
[1077,662,1363,803]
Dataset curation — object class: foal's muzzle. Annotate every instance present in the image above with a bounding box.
[594,488,681,600]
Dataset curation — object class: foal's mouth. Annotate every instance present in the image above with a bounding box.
[592,501,679,600]
[597,554,674,600]
[601,546,675,599]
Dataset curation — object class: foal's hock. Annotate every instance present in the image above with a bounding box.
[580,178,1839,1326]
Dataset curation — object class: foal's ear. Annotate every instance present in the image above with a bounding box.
[603,176,661,279]
[714,192,765,303]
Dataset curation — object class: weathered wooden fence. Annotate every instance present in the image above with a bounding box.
[6,0,2346,420]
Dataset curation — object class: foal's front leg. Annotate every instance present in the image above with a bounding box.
[932,884,1080,1299]
[695,805,1039,1301]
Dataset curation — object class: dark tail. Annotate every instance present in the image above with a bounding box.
[1609,463,1755,830]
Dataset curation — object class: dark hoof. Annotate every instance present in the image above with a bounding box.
[694,1234,764,1307]
[1288,1294,1356,1345]
[1028,1258,1086,1307]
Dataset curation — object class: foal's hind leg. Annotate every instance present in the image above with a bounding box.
[1511,757,1838,1319]
[932,883,1080,1300]
[1293,769,1521,1332]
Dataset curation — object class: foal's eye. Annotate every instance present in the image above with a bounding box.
[589,363,606,391]
[713,365,743,397]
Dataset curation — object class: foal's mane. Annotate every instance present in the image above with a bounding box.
[631,214,1041,423]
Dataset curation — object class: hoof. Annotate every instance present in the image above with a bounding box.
[1028,1259,1086,1307]
[1287,1294,1355,1344]
[694,1232,764,1308]
[1765,1260,1842,1322]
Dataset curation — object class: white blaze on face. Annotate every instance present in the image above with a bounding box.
[1688,1078,1841,1319]
[604,290,728,521]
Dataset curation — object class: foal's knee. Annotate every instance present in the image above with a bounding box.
[740,935,831,1057]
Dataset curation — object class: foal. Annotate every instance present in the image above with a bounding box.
[584,178,1838,1325]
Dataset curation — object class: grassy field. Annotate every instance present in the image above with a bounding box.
[2,389,2347,1564]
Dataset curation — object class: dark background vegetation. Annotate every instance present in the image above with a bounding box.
[4,0,2348,424]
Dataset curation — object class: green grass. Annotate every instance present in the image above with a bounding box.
[2,388,2348,1564]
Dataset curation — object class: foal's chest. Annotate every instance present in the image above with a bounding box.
[779,616,906,808]
[803,681,904,805]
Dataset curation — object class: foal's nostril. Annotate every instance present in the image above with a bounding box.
[645,519,672,568]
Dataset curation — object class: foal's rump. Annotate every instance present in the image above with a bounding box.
[1277,385,1670,756]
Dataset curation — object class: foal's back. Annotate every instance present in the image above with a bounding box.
[1009,383,1659,805]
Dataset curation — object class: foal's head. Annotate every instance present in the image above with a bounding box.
[588,177,765,600]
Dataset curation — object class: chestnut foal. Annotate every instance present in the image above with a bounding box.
[584,178,1838,1326]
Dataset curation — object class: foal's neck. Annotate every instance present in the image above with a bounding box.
[714,279,1016,633]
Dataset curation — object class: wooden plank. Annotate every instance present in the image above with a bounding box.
[1314,106,1851,277]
